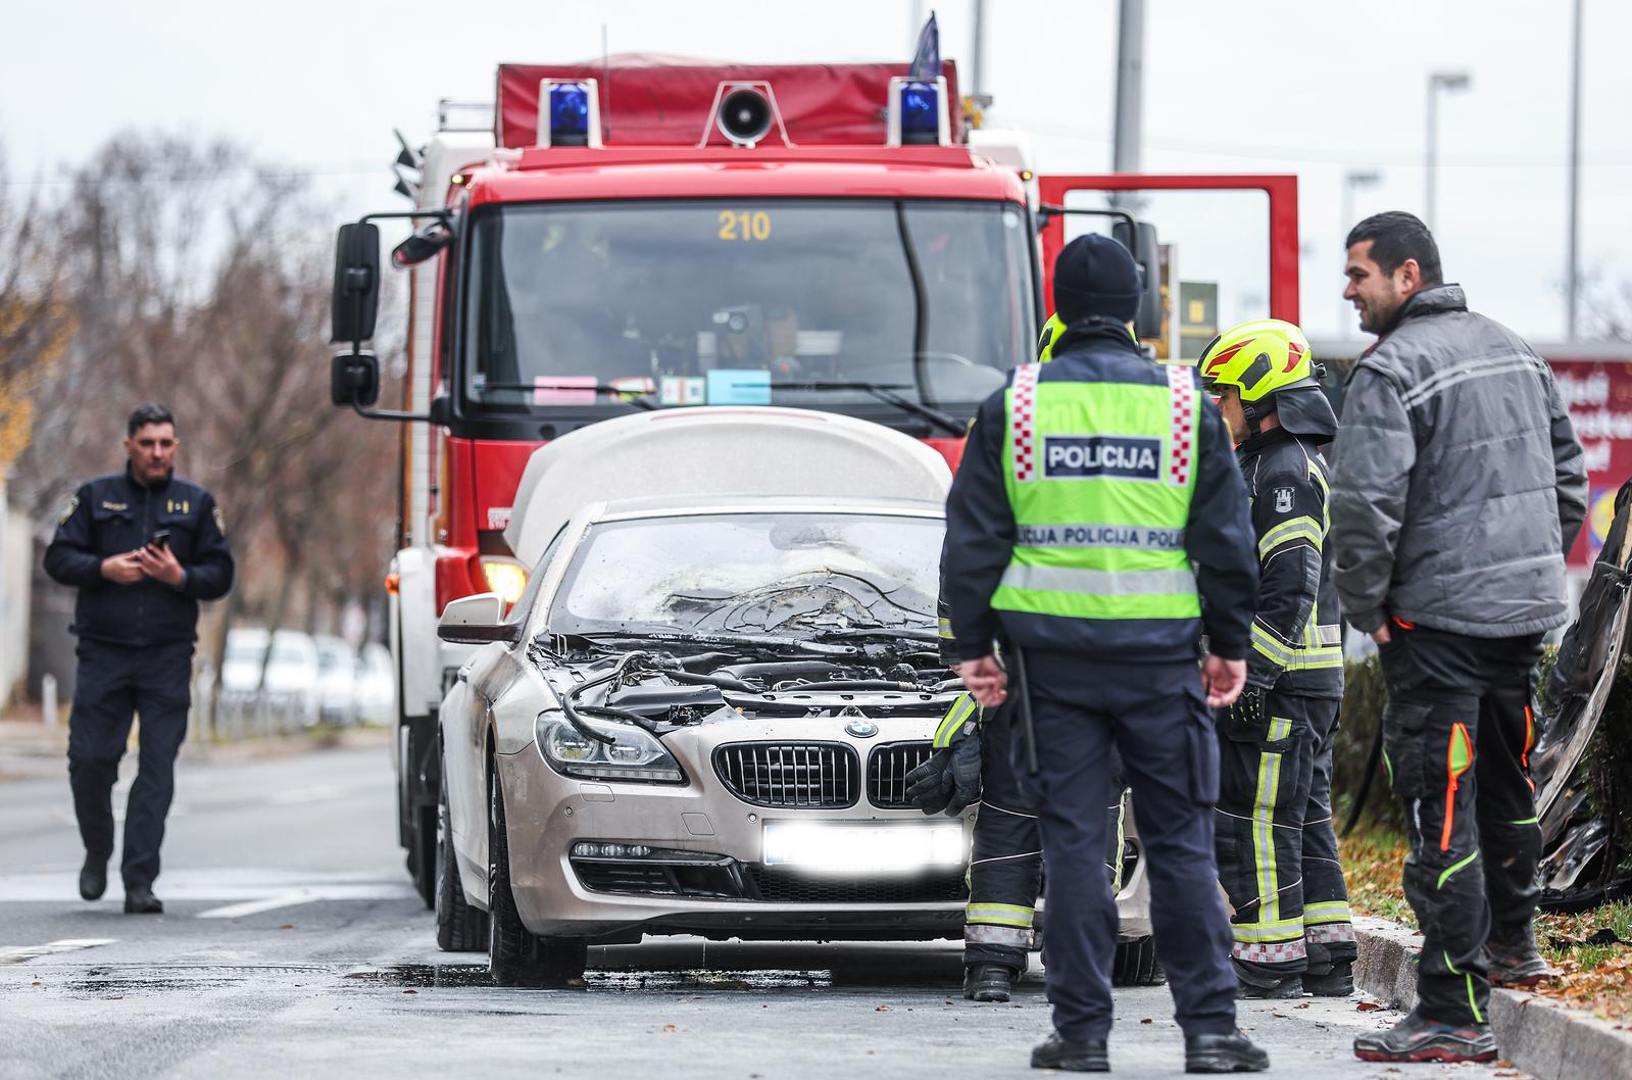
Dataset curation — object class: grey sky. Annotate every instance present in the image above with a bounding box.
[4,0,1627,341]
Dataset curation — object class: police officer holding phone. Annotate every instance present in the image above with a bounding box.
[44,404,233,914]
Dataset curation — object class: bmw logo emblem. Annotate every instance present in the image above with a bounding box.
[845,719,879,738]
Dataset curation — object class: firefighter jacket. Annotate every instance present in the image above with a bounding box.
[944,320,1258,664]
[1236,424,1344,697]
[44,467,234,648]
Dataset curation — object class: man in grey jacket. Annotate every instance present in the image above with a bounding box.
[1331,212,1587,1064]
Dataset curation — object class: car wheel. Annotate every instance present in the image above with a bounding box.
[1111,936,1165,986]
[487,767,588,988]
[435,756,489,951]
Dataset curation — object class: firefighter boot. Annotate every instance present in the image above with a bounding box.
[964,963,1017,1002]
[1301,941,1353,997]
[1231,960,1303,999]
[1353,1011,1498,1063]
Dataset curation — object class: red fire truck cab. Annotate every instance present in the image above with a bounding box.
[328,54,1301,904]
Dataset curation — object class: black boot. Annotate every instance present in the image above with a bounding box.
[1185,1029,1270,1073]
[123,884,164,914]
[1031,1033,1109,1072]
[1231,960,1303,999]
[1352,1009,1497,1063]
[79,856,107,901]
[1487,939,1559,988]
[1303,959,1354,997]
[964,963,1017,1002]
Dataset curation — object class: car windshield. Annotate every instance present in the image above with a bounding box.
[462,199,1034,421]
[545,512,942,639]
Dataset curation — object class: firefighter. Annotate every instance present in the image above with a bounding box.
[944,234,1268,1072]
[1196,320,1355,999]
[43,404,234,914]
[907,314,1126,1006]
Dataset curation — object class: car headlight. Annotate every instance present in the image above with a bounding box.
[535,712,685,784]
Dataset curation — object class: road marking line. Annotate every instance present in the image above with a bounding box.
[197,892,323,919]
[0,938,117,965]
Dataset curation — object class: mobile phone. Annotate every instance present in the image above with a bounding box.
[150,529,171,551]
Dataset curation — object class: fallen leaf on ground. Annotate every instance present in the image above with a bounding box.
[876,1004,892,1012]
[1293,1002,1311,1009]
[1356,1001,1383,1011]
[279,924,293,930]
[403,989,417,995]
[662,1023,677,1032]
[1140,1018,1153,1025]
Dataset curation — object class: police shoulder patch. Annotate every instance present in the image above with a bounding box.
[212,504,227,537]
[58,494,79,525]
[1273,486,1295,514]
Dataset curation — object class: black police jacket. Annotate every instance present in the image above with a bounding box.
[44,467,234,647]
[1236,426,1344,698]
[943,321,1258,664]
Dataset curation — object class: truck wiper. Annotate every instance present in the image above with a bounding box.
[473,382,656,411]
[770,381,965,437]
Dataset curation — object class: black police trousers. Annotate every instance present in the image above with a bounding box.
[1015,651,1237,1042]
[67,640,194,889]
[1214,691,1355,981]
[1379,625,1544,1027]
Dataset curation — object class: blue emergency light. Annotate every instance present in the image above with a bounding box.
[549,83,591,146]
[900,82,940,139]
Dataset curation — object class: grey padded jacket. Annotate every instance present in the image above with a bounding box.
[1330,285,1588,638]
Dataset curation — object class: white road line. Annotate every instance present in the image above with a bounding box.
[0,938,117,965]
[196,892,323,919]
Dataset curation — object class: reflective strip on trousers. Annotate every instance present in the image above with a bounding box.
[1233,938,1308,965]
[966,902,1035,929]
[1303,900,1352,926]
[1251,718,1293,928]
[966,922,1033,948]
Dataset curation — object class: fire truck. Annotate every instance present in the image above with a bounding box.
[328,54,1302,905]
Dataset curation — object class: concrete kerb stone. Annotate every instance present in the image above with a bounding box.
[1353,914,1632,1080]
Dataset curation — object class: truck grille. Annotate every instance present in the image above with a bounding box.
[714,742,858,808]
[867,741,936,809]
[746,866,968,904]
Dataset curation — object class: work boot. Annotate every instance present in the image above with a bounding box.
[1302,960,1354,997]
[964,963,1017,1002]
[123,885,164,915]
[1232,961,1303,999]
[1352,1010,1498,1063]
[1030,1033,1109,1072]
[1487,939,1560,988]
[78,856,107,901]
[1184,1029,1269,1073]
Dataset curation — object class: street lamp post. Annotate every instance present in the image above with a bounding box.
[1340,169,1382,336]
[1425,71,1471,231]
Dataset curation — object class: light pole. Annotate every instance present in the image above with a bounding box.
[1567,0,1584,340]
[1425,71,1471,231]
[1340,169,1382,336]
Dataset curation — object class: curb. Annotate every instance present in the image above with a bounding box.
[1354,915,1632,1080]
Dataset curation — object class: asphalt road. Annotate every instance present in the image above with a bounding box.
[0,744,1526,1080]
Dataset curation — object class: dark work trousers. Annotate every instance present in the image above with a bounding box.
[67,640,194,889]
[965,703,1129,973]
[1214,692,1354,981]
[1379,626,1544,1027]
[1014,651,1237,1042]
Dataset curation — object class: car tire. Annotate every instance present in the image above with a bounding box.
[487,767,588,988]
[1111,936,1165,987]
[435,758,489,951]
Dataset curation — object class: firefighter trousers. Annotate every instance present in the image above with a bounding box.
[1379,625,1545,1027]
[963,701,1126,972]
[1214,690,1355,980]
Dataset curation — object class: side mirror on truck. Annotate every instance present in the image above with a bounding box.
[331,352,380,408]
[331,223,381,347]
[1112,219,1163,341]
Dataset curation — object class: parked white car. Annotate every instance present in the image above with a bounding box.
[314,635,359,726]
[355,642,395,726]
[220,628,322,729]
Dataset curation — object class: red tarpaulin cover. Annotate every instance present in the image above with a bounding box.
[496,54,963,149]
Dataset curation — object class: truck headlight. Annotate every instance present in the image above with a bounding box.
[535,712,685,784]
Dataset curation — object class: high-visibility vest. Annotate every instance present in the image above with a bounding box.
[991,362,1202,623]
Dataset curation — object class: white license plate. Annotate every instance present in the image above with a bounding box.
[762,822,966,874]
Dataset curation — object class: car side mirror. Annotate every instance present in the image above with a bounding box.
[331,222,381,346]
[437,592,522,644]
[1112,219,1163,340]
[331,351,380,408]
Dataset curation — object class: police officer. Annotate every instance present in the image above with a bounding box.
[944,234,1267,1072]
[44,404,234,914]
[1197,320,1355,999]
[908,315,1127,1005]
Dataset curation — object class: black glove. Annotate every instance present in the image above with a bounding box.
[1228,685,1266,733]
[905,731,984,817]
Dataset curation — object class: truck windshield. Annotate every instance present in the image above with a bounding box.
[462,199,1035,421]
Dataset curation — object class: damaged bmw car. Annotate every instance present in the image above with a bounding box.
[431,408,1152,987]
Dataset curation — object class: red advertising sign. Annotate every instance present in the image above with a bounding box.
[1551,357,1632,567]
